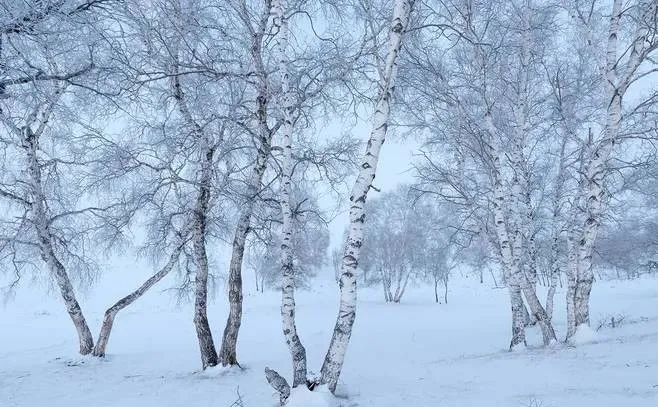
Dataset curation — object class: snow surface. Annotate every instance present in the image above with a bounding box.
[572,324,599,345]
[287,386,337,407]
[2,270,658,407]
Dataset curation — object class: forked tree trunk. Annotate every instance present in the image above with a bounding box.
[319,0,414,393]
[566,0,656,341]
[192,146,219,369]
[393,268,411,303]
[218,2,273,367]
[508,4,557,345]
[93,242,186,357]
[22,126,94,355]
[513,177,555,344]
[568,0,623,340]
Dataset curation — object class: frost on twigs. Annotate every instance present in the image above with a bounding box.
[596,314,626,331]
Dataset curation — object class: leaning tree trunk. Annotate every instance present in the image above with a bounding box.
[272,0,308,388]
[393,268,411,303]
[319,0,414,393]
[218,211,248,366]
[22,127,94,355]
[218,4,273,366]
[93,241,186,357]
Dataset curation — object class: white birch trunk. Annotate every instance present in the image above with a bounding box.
[507,9,557,344]
[565,228,579,338]
[272,0,308,389]
[319,0,413,392]
[511,157,557,344]
[566,0,656,341]
[22,126,94,355]
[485,113,526,349]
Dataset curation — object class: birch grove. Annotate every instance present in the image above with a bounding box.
[2,0,658,404]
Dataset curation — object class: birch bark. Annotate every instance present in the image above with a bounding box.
[568,0,657,339]
[319,0,414,392]
[486,122,526,349]
[507,6,557,344]
[190,129,218,369]
[93,241,186,357]
[22,122,94,355]
[171,51,218,368]
[218,2,273,366]
[272,0,308,388]
[546,135,567,322]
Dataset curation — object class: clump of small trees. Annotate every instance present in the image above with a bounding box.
[360,186,457,304]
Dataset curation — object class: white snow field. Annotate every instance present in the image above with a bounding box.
[1,271,658,407]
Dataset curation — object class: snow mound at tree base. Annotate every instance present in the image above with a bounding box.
[572,324,598,345]
[199,365,242,378]
[287,386,339,407]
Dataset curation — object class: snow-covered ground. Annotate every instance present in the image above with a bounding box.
[2,271,658,407]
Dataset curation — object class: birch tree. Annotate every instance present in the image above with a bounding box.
[361,187,429,303]
[264,0,415,401]
[563,0,658,340]
[0,0,120,355]
[217,0,275,367]
[82,0,248,363]
[273,0,308,377]
[403,0,560,348]
[319,0,414,392]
